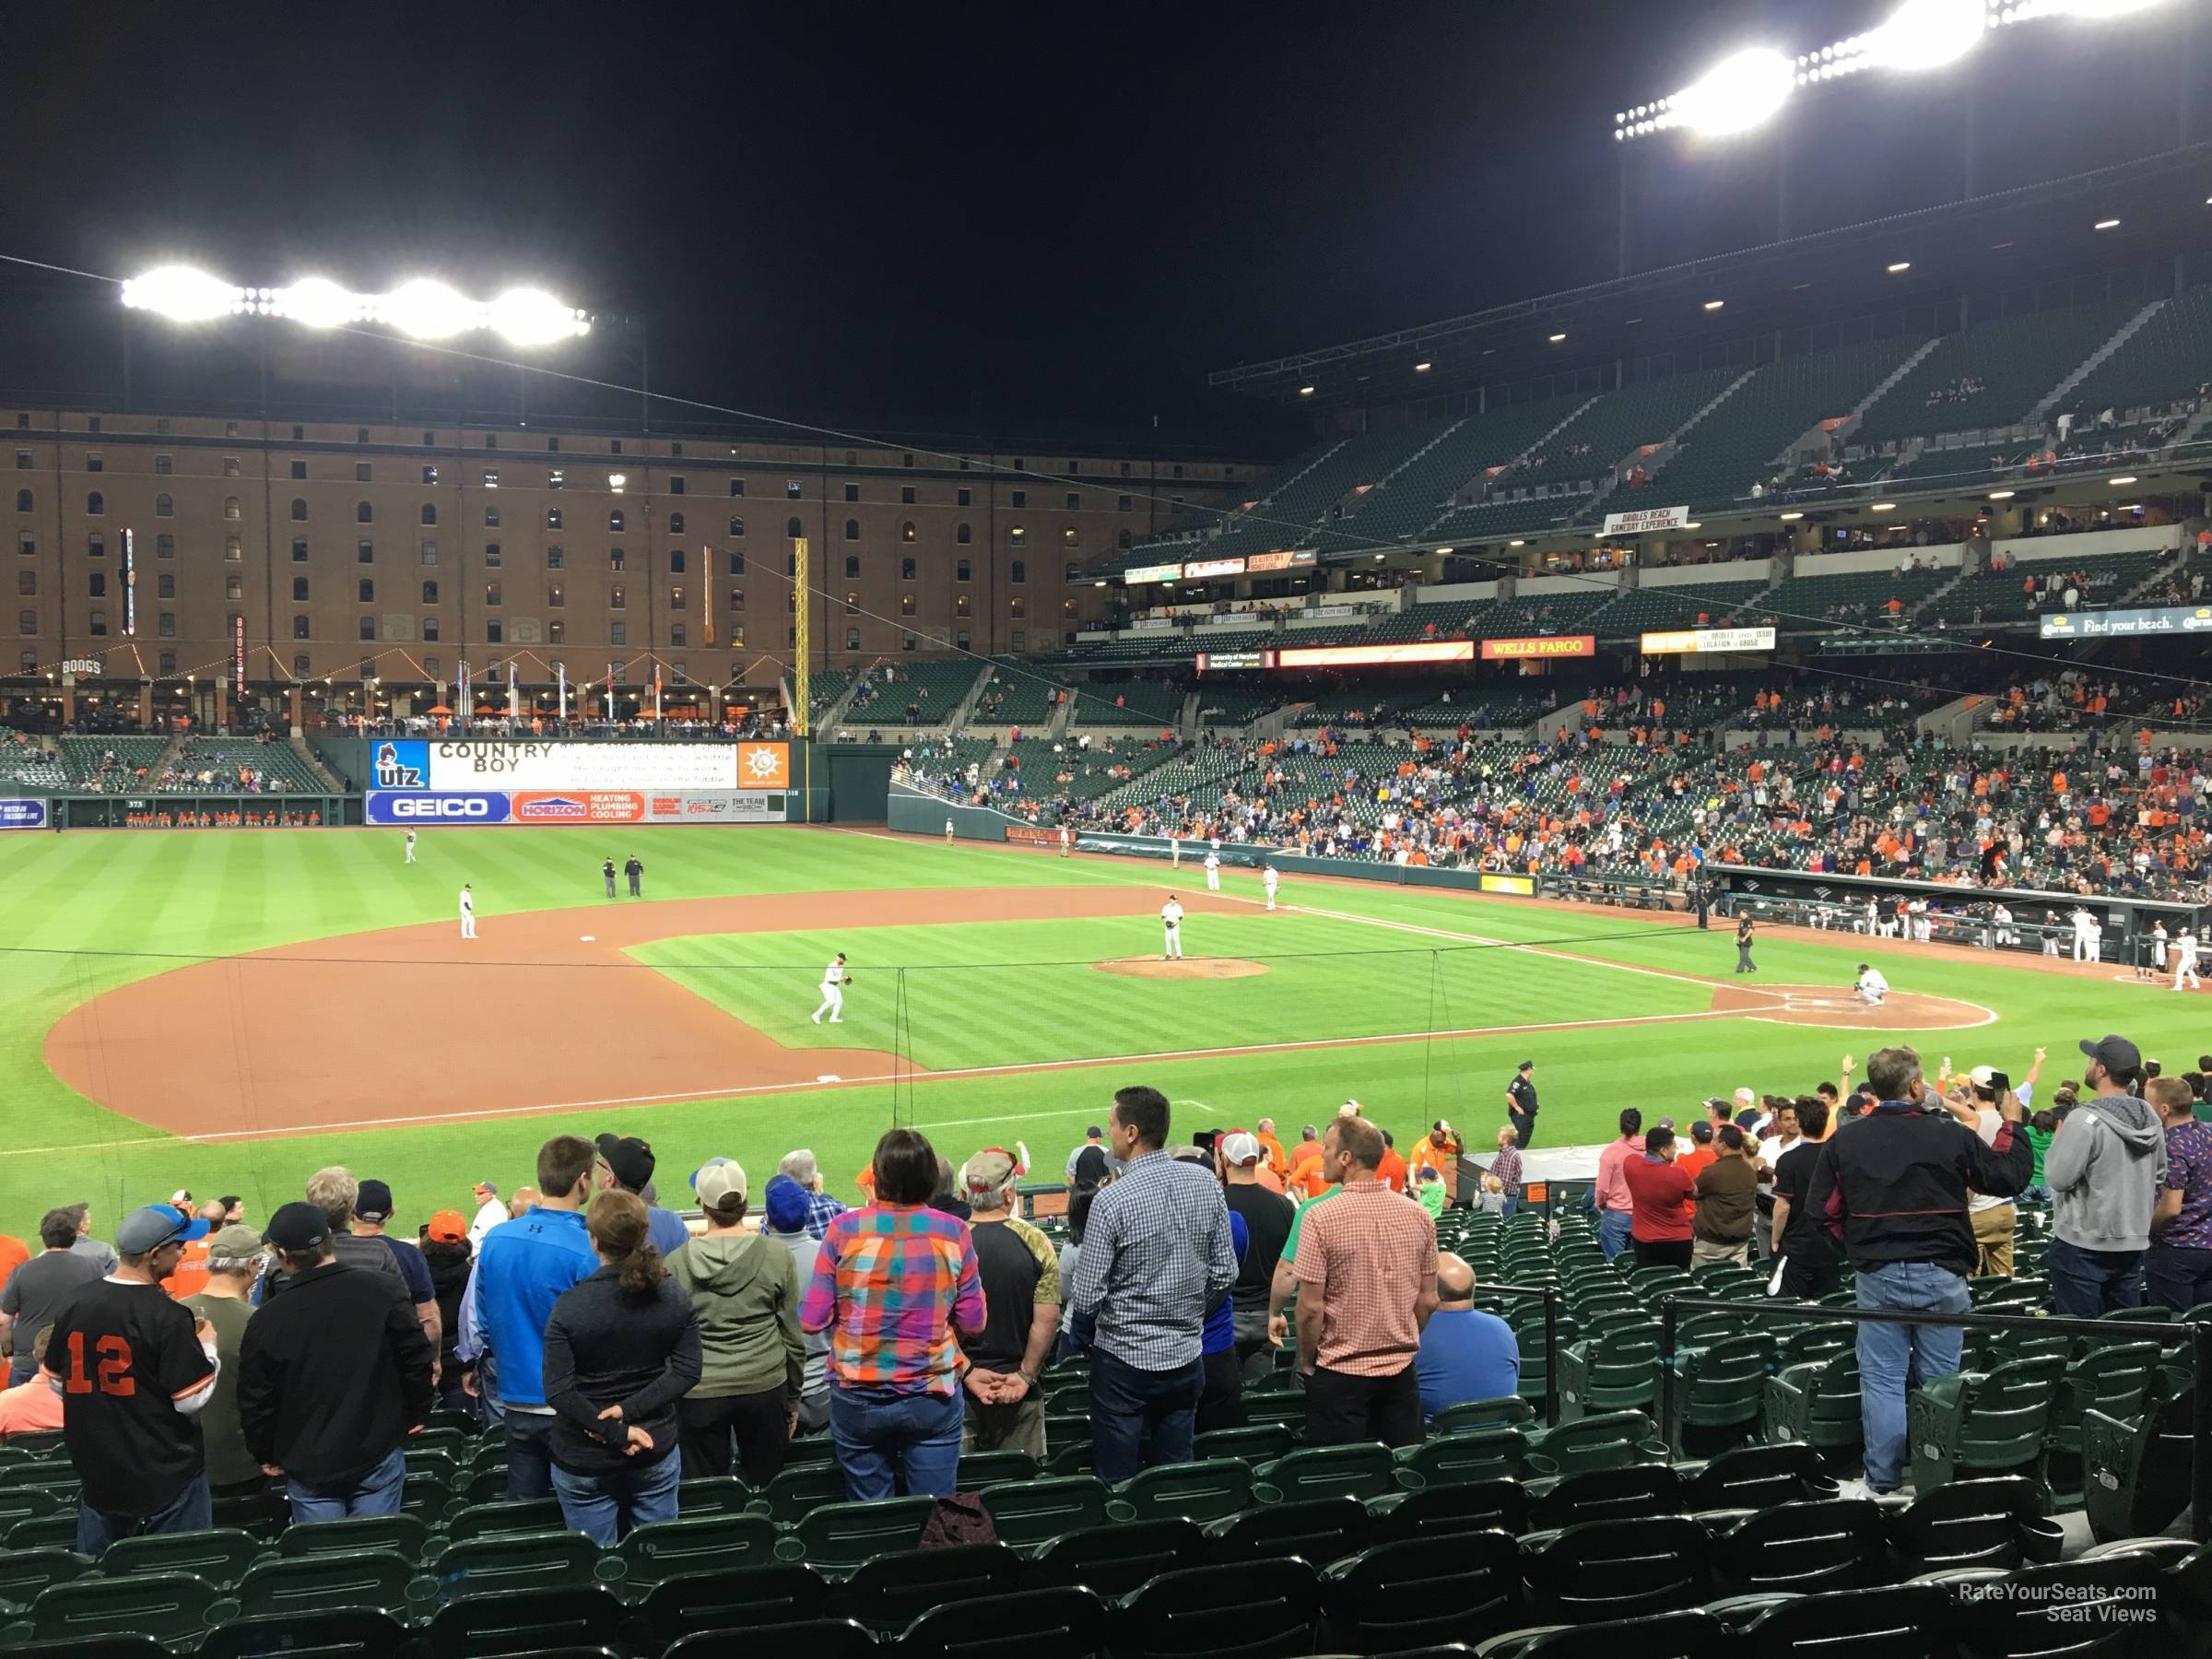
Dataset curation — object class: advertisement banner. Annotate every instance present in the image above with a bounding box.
[367,788,785,826]
[1640,626,1778,654]
[425,741,741,791]
[0,799,47,830]
[1478,873,1536,896]
[231,615,246,690]
[2040,606,2212,640]
[1601,505,1693,535]
[1196,650,1275,672]
[1276,640,1475,669]
[1245,548,1317,572]
[1123,562,1182,584]
[1181,557,1246,580]
[1481,634,1596,660]
[736,742,791,788]
[366,792,512,824]
[1006,825,1063,847]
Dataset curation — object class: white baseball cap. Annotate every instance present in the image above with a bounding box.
[1219,1133,1264,1167]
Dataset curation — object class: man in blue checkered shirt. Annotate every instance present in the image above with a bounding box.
[777,1149,848,1241]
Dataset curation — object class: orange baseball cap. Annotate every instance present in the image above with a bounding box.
[425,1209,468,1244]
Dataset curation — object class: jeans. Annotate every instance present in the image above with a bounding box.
[2046,1237,2145,1316]
[76,1476,211,1556]
[1855,1260,1971,1491]
[1194,1347,1244,1435]
[286,1444,405,1524]
[1497,1196,1519,1220]
[1598,1210,1634,1261]
[678,1383,791,1487]
[6,1358,34,1389]
[502,1409,559,1501]
[2145,1245,2212,1313]
[550,1446,680,1546]
[1087,1347,1205,1487]
[1304,1364,1423,1448]
[829,1384,963,1502]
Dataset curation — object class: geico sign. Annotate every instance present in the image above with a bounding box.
[395,796,493,818]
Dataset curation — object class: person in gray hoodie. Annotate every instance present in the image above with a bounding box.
[759,1175,831,1433]
[2045,1034,2169,1316]
[667,1159,804,1485]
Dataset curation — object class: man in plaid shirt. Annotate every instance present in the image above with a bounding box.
[777,1149,848,1241]
[1068,1086,1238,1484]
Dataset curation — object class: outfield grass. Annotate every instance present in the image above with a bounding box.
[0,824,2194,1241]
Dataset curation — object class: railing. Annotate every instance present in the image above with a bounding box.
[1465,1279,1563,1426]
[1655,1293,2212,1541]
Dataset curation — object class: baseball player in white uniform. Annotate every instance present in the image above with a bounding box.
[458,884,477,940]
[945,818,955,845]
[812,951,851,1023]
[1263,864,1280,912]
[1058,825,1071,859]
[2175,927,2201,992]
[1204,848,1221,892]
[1854,962,1888,1006]
[405,829,417,865]
[1160,895,1185,960]
[2147,921,2170,982]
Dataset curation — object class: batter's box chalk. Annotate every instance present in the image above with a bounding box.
[816,1074,842,1083]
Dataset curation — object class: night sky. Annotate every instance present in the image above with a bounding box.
[6,2,2206,443]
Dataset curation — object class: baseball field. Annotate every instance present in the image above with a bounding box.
[0,823,2196,1237]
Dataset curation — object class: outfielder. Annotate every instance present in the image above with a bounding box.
[1263,864,1280,912]
[2175,926,2201,992]
[458,884,477,940]
[404,829,417,865]
[812,952,852,1023]
[1204,847,1221,892]
[1058,825,1071,859]
[1160,895,1185,960]
[1855,962,1888,1006]
[945,817,955,845]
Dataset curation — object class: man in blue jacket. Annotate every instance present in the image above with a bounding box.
[465,1135,599,1500]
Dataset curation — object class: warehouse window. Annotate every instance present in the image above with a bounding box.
[86,491,103,515]
[154,493,174,517]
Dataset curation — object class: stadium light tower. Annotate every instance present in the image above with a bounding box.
[121,264,590,345]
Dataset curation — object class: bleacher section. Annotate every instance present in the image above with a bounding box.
[0,732,65,791]
[1204,422,1450,558]
[1464,590,1618,641]
[1918,547,2175,627]
[2064,286,2212,421]
[1070,677,1185,727]
[971,662,1067,728]
[1087,747,1254,818]
[1188,683,1283,727]
[1853,298,2143,448]
[59,734,167,793]
[1589,575,1772,636]
[842,660,982,729]
[1757,565,1953,631]
[805,666,855,726]
[1655,337,1925,511]
[1321,397,1586,547]
[158,738,323,794]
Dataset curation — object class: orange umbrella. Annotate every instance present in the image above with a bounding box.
[427,703,453,715]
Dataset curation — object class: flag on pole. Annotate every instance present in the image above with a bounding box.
[508,662,520,724]
[458,659,470,712]
[653,666,663,724]
[606,661,616,720]
[558,662,568,722]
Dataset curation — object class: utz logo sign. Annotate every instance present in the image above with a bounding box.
[366,792,511,824]
[371,741,429,789]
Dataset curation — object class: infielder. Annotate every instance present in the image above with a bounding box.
[1058,825,1071,859]
[1204,847,1221,892]
[1263,864,1280,912]
[2175,926,2201,992]
[404,829,417,865]
[1160,894,1185,960]
[945,817,955,845]
[1855,962,1888,1006]
[458,884,477,940]
[812,952,852,1023]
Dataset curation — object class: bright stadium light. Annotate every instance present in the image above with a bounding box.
[377,278,476,340]
[2108,475,2139,485]
[1869,0,1989,70]
[267,276,367,329]
[1671,46,1795,135]
[488,288,591,345]
[121,265,249,322]
[2045,0,2169,17]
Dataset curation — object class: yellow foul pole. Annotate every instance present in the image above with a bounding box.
[793,535,811,820]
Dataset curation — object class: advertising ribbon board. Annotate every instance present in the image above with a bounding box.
[1181,557,1246,580]
[1245,549,1317,572]
[1480,634,1596,660]
[1640,626,1778,654]
[1122,563,1182,584]
[1276,640,1475,669]
[1601,505,1693,535]
[2040,606,2212,640]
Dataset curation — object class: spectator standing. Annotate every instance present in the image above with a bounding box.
[237,1203,435,1522]
[0,1230,26,1301]
[256,1169,407,1308]
[467,1182,507,1249]
[1691,1125,1759,1266]
[1253,1117,1292,1184]
[1488,1126,1523,1218]
[1375,1131,1409,1194]
[1592,1110,1645,1261]
[668,1159,803,1485]
[2044,1035,2165,1314]
[777,1148,850,1239]
[43,1206,219,1552]
[1414,1253,1519,1420]
[1,1209,105,1386]
[759,1176,832,1432]
[418,1212,475,1417]
[1769,1095,1841,1297]
[1287,1124,1328,1199]
[1506,1062,1539,1148]
[1676,1120,1718,1188]
[66,1205,118,1275]
[1806,1044,2030,1499]
[542,1191,702,1543]
[2147,1076,2212,1311]
[957,1149,1062,1455]
[594,1135,692,1259]
[0,1327,63,1434]
[1292,1114,1440,1447]
[180,1225,265,1497]
[352,1179,442,1357]
[469,1135,600,1499]
[1064,1127,1119,1182]
[802,1129,986,1500]
[1069,1087,1238,1484]
[1621,1126,1698,1269]
[1220,1132,1296,1382]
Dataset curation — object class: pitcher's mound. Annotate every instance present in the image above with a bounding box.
[1710,982,1994,1030]
[1096,957,1270,981]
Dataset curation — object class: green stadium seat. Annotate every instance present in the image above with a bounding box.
[1114,1557,1323,1659]
[6,1512,83,1553]
[2045,1341,2163,1505]
[2083,1393,2199,1546]
[1522,1516,1715,1623]
[667,1618,877,1658]
[441,1499,570,1547]
[1430,1396,1535,1434]
[752,1460,853,1524]
[1888,1476,2063,1572]
[1944,1548,2166,1659]
[230,1547,420,1621]
[1204,1494,1370,1565]
[421,1583,625,1659]
[597,1511,781,1594]
[1488,1608,1731,1659]
[674,1476,754,1516]
[1764,1348,1864,1459]
[1714,1498,1892,1595]
[1557,1327,1661,1420]
[1253,1441,1406,1504]
[1321,1530,1523,1653]
[898,1583,1113,1659]
[0,1547,94,1611]
[1192,1424,1293,1465]
[195,1608,413,1659]
[1679,1441,1831,1512]
[1907,1353,2065,1492]
[1371,1478,1527,1545]
[1396,1423,1524,1487]
[776,1494,935,1574]
[1105,1457,1254,1524]
[1026,1517,1206,1599]
[424,1529,602,1605]
[1662,1332,1777,1455]
[91,1525,262,1593]
[953,1449,1037,1488]
[0,1486,64,1534]
[834,1541,1022,1631]
[974,1475,1112,1553]
[1041,1440,1097,1477]
[1521,1409,1668,1477]
[1737,1584,1952,1659]
[1531,1464,1682,1532]
[637,1560,830,1650]
[19,1571,221,1649]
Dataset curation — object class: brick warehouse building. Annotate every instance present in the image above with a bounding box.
[2,405,1259,729]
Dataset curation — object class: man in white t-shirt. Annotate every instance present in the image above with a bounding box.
[1263,865,1280,912]
[1855,963,1888,1006]
[812,952,850,1024]
[1160,896,1185,960]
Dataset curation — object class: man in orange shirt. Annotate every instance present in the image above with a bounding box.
[1376,1132,1410,1194]
[1286,1126,1329,1199]
[1253,1119,1290,1184]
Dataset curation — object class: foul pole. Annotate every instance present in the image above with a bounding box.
[793,535,810,822]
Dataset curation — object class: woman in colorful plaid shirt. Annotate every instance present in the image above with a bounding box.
[800,1128,987,1501]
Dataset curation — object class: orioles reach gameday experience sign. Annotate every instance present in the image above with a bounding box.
[1601,505,1693,535]
[1479,634,1596,661]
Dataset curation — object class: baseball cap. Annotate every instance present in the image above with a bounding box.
[1431,1120,1451,1135]
[425,1209,468,1245]
[206,1224,266,1266]
[692,1158,748,1212]
[963,1148,1020,1195]
[1218,1132,1264,1167]
[2079,1034,2143,1076]
[1654,1116,1677,1131]
[1968,1065,2000,1090]
[1690,1119,1715,1143]
[473,1181,499,1202]
[355,1180,394,1224]
[762,1173,810,1233]
[264,1202,331,1253]
[115,1204,195,1254]
[1339,1100,1363,1117]
[595,1133,656,1191]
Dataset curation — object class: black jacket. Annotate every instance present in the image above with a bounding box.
[542,1265,701,1476]
[236,1261,436,1489]
[1804,1101,2033,1277]
[421,1240,474,1372]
